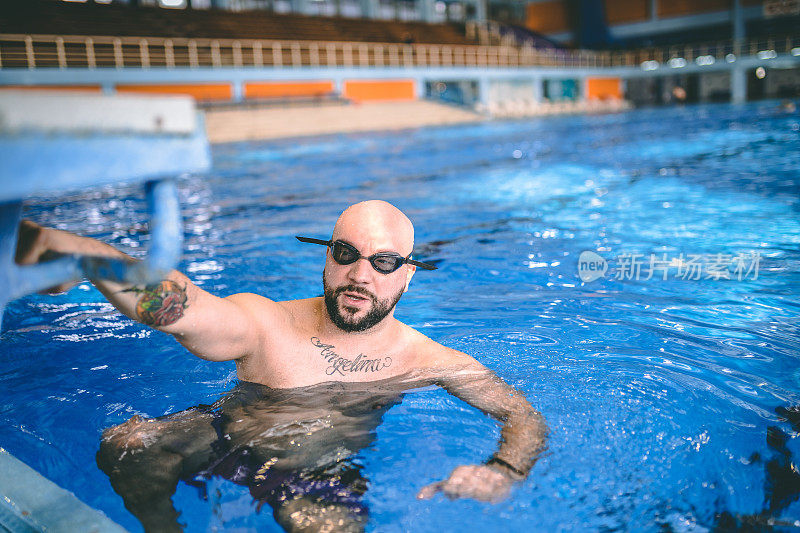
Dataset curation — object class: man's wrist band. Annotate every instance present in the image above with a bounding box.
[485,456,526,477]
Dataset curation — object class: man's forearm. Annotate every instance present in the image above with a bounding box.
[17,221,260,362]
[17,221,193,331]
[437,366,549,479]
[489,406,548,478]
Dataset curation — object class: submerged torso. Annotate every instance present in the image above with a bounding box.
[207,373,439,471]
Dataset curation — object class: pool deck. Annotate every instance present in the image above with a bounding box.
[203,100,484,143]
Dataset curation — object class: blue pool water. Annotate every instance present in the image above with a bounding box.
[2,100,800,531]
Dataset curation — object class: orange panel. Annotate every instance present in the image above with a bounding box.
[343,80,415,102]
[245,81,334,99]
[115,83,232,101]
[658,0,729,17]
[605,0,648,24]
[0,85,102,92]
[525,1,570,34]
[586,78,622,100]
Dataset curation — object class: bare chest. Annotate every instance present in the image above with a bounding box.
[236,333,418,388]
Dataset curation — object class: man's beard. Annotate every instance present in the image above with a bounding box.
[323,275,404,333]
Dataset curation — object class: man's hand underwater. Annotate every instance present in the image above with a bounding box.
[416,464,519,503]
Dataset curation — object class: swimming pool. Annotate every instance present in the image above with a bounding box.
[2,100,799,531]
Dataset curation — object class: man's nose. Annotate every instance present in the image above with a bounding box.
[346,257,373,283]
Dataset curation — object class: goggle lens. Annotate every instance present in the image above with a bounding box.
[331,242,359,264]
[372,256,402,273]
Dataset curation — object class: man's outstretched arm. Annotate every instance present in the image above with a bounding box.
[418,350,548,502]
[15,220,264,362]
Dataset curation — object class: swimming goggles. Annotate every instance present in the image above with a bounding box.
[296,236,437,274]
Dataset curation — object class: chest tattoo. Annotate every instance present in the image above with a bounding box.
[310,337,393,376]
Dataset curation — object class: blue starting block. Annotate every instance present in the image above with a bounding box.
[0,90,211,329]
[0,89,211,531]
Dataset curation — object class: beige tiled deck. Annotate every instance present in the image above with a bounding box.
[204,100,484,143]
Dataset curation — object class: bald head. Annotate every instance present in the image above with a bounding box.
[332,200,414,255]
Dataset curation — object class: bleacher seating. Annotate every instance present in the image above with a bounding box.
[0,0,476,45]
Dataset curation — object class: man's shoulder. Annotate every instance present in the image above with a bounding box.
[224,292,278,313]
[223,293,318,327]
[403,325,484,372]
[224,293,314,311]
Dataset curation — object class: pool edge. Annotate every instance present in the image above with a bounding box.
[0,448,128,532]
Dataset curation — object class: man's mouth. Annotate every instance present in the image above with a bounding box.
[340,290,372,306]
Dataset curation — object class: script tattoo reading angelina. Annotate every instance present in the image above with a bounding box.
[123,280,188,327]
[311,337,392,376]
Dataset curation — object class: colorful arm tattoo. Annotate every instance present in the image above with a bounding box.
[123,280,188,327]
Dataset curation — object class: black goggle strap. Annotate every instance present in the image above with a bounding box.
[296,236,332,246]
[406,257,438,270]
[295,236,438,271]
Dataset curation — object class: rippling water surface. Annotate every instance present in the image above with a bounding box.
[2,101,800,531]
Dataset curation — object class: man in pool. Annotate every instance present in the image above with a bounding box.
[16,200,548,532]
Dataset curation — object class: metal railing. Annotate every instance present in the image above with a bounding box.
[0,33,797,70]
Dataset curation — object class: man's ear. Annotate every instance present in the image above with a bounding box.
[404,265,416,292]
